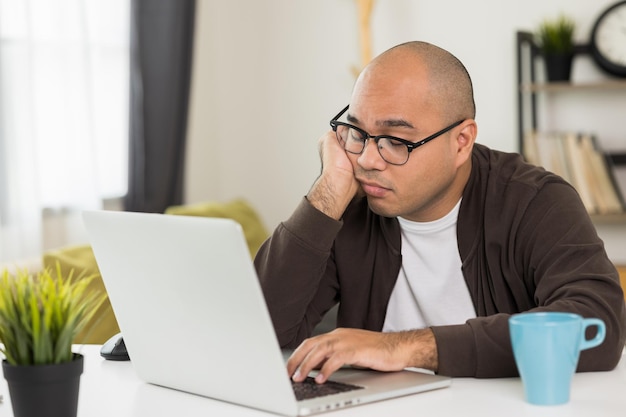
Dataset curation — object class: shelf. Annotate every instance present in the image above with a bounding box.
[590,212,626,224]
[520,80,626,93]
[517,30,626,224]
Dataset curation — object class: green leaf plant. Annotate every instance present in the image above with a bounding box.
[0,263,106,365]
[537,14,576,55]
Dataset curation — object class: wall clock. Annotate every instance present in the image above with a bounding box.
[589,1,626,78]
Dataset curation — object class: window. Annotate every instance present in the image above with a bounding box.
[0,0,129,207]
[0,0,130,261]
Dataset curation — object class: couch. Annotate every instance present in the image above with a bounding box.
[4,199,270,344]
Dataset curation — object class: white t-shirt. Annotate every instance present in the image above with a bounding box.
[382,199,476,332]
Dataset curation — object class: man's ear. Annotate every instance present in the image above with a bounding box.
[455,119,477,166]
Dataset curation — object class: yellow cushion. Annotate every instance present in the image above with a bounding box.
[165,199,269,258]
[43,244,120,344]
[39,199,266,344]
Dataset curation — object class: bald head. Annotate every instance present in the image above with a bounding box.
[358,41,476,122]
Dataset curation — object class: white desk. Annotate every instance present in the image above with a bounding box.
[0,345,624,417]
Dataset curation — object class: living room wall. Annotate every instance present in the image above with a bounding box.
[184,0,626,263]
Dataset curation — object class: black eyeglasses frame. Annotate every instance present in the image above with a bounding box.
[329,105,464,165]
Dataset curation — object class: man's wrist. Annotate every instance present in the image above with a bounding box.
[390,328,439,372]
[307,175,353,221]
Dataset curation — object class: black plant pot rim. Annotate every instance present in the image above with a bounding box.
[2,354,84,383]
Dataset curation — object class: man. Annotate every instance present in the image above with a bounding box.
[254,41,626,382]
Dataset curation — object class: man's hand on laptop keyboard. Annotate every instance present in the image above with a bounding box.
[287,328,439,384]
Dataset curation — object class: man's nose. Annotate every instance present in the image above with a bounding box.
[357,139,387,170]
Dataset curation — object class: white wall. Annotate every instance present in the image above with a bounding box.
[184,0,626,262]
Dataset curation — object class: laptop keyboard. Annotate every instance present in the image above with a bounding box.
[292,376,364,401]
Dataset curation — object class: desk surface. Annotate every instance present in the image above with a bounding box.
[0,345,624,417]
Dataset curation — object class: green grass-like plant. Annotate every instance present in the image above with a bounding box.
[537,14,576,55]
[0,264,106,365]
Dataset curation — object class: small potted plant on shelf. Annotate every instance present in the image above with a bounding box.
[0,265,106,417]
[537,14,576,82]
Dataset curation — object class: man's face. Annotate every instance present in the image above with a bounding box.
[346,59,463,222]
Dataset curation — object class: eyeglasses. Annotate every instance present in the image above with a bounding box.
[330,105,464,166]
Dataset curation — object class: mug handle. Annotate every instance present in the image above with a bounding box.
[580,318,606,351]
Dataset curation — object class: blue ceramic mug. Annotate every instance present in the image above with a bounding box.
[509,312,606,405]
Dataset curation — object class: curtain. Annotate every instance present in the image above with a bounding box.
[124,0,196,213]
[0,0,130,263]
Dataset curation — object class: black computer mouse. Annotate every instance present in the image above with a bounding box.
[100,333,130,361]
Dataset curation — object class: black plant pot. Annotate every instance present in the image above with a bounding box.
[544,52,574,82]
[2,354,84,417]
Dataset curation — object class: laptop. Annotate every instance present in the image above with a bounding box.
[82,210,451,416]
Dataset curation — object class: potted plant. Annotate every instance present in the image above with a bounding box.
[0,264,106,417]
[537,14,576,82]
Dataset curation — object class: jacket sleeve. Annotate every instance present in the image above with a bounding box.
[254,197,343,348]
[433,182,626,378]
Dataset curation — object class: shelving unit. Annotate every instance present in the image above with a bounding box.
[590,212,626,225]
[516,30,626,219]
[520,79,626,93]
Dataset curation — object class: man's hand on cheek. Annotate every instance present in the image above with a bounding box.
[307,131,360,220]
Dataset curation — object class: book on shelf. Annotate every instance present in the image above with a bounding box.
[579,134,625,214]
[523,131,625,215]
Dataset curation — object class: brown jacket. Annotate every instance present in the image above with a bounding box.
[255,143,626,377]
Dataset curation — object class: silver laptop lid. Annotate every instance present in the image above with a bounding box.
[83,210,299,416]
